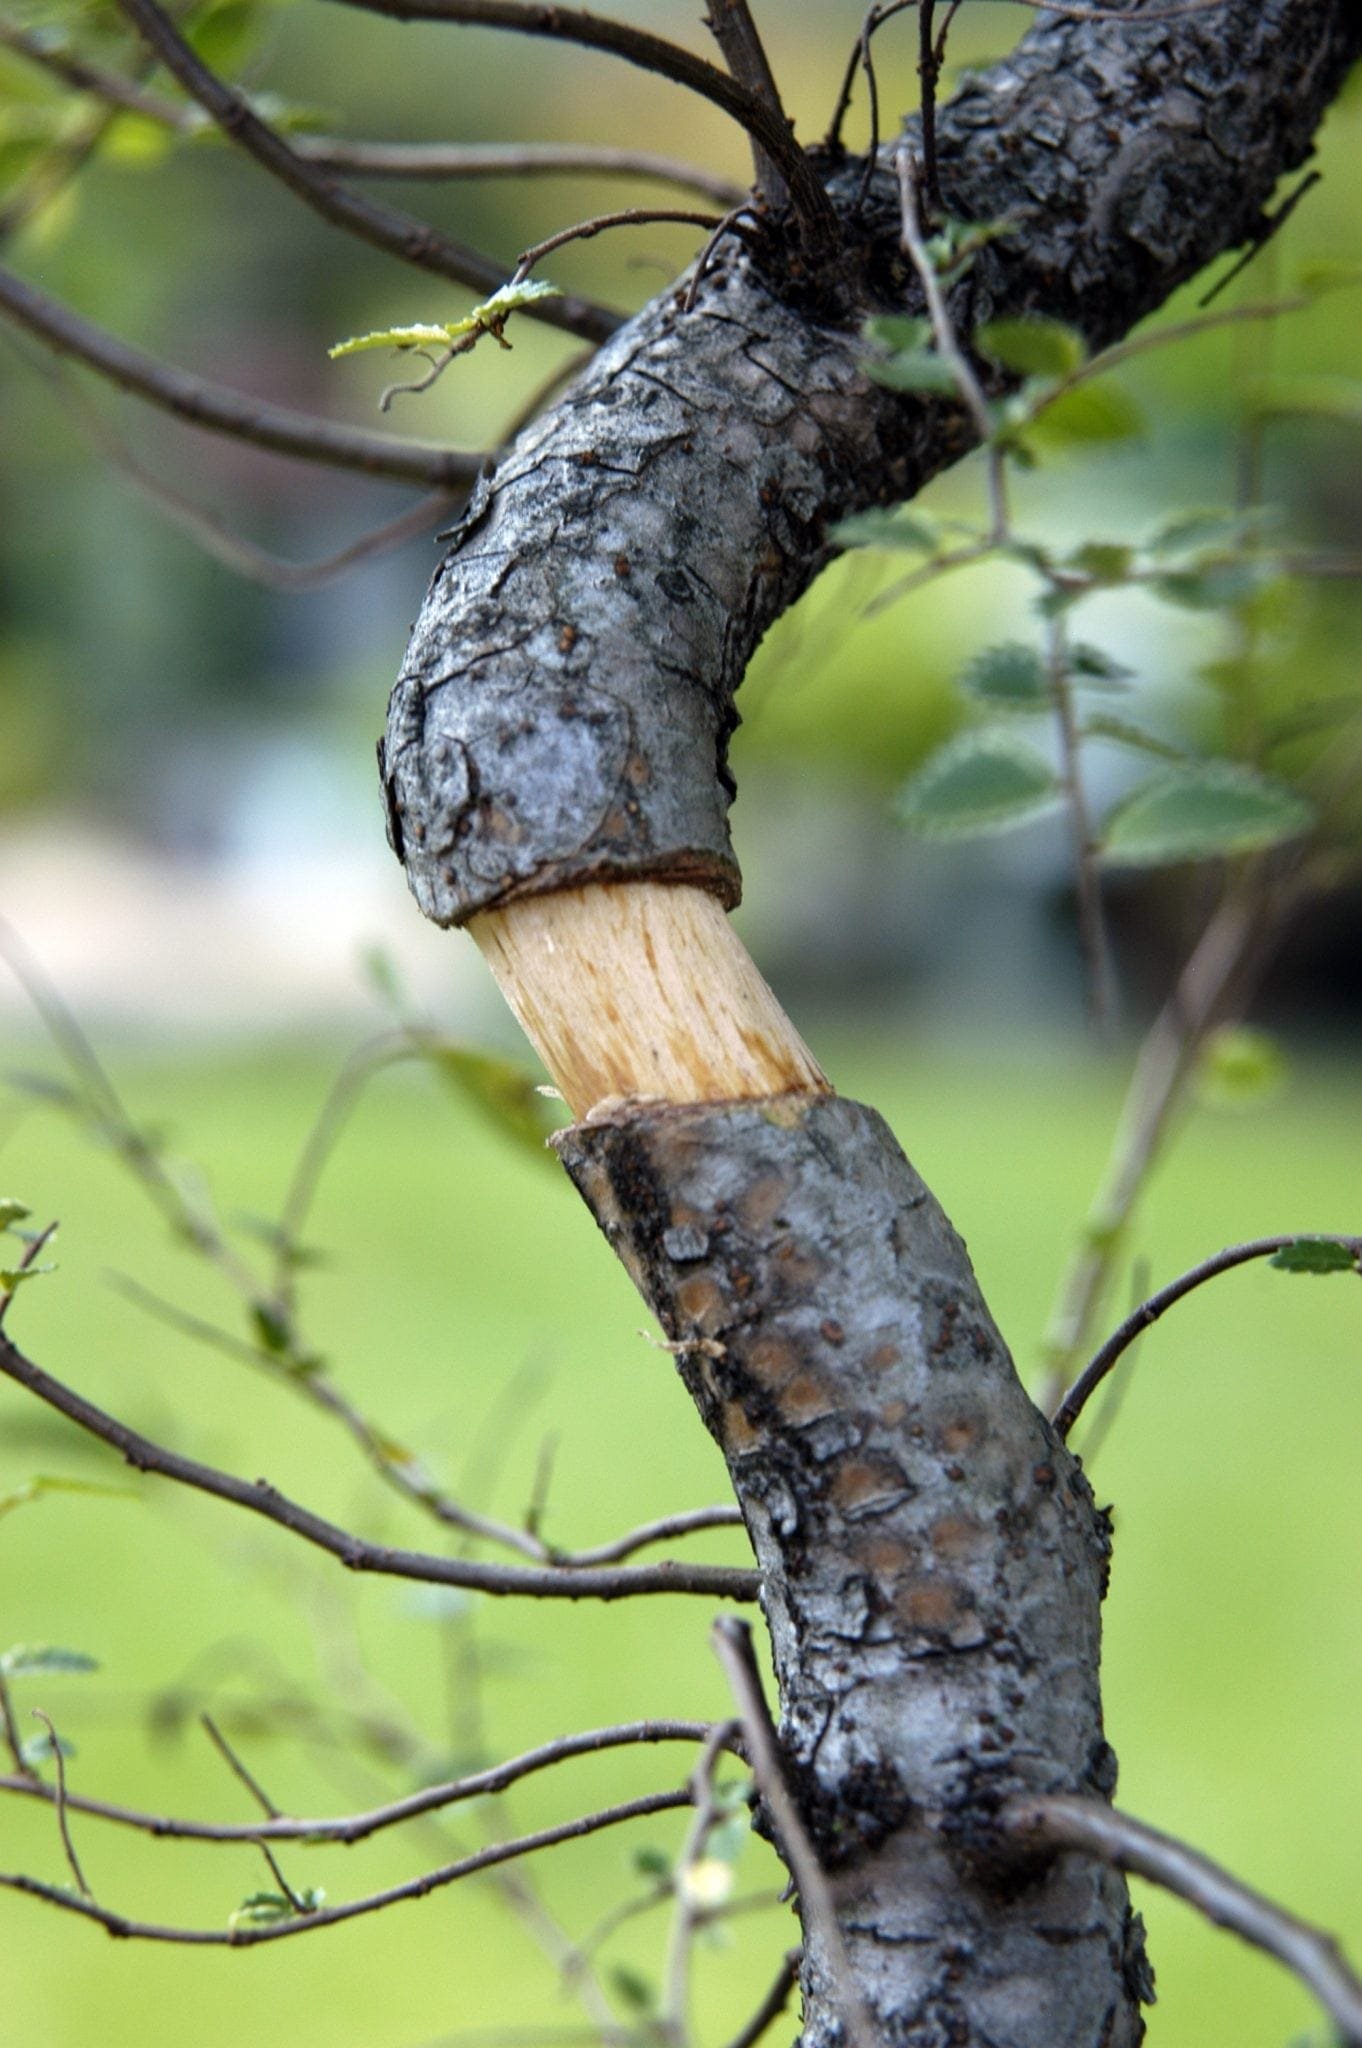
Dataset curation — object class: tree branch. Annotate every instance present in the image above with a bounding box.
[1052,1233,1362,1438]
[0,266,480,485]
[0,1328,762,1603]
[0,1720,731,1846]
[702,2,789,207]
[0,24,747,203]
[111,0,620,342]
[321,0,837,248]
[1002,1794,1362,2048]
[0,1790,692,1947]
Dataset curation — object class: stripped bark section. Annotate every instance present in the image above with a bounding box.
[559,1094,1148,2048]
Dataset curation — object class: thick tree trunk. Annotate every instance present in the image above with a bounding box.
[377,4,1362,2039]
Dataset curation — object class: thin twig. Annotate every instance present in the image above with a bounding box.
[1053,1233,1362,1438]
[0,37,747,204]
[0,1675,32,1781]
[30,1710,91,1898]
[660,1721,742,2044]
[7,333,461,589]
[0,267,479,486]
[1002,1793,1362,2047]
[321,0,838,249]
[0,1329,761,1603]
[113,0,620,343]
[1198,170,1322,309]
[711,1618,875,2048]
[255,1839,314,1914]
[893,149,1008,540]
[1046,610,1114,1029]
[917,0,942,212]
[0,1219,58,1327]
[1037,873,1290,1406]
[551,1505,745,1568]
[512,208,723,284]
[200,1713,281,1819]
[0,1790,692,1946]
[702,0,790,205]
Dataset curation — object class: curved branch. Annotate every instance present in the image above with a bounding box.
[0,1720,730,1846]
[1052,1233,1362,1438]
[321,0,836,247]
[0,1790,692,1947]
[0,1329,762,1603]
[1002,1794,1362,2048]
[0,267,479,485]
[112,0,620,342]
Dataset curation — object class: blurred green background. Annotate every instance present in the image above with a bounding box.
[1,4,1360,2046]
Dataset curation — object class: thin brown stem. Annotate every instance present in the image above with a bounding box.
[512,208,723,285]
[30,1711,91,1898]
[711,1617,875,2048]
[0,267,480,486]
[1037,873,1289,1405]
[113,0,620,341]
[0,1675,32,1781]
[1002,1794,1362,2047]
[0,37,747,204]
[200,1713,280,1819]
[660,1721,743,2043]
[917,0,942,212]
[321,0,838,250]
[1046,611,1114,1029]
[702,1,789,205]
[0,1790,692,1946]
[0,1329,761,1603]
[1052,1233,1362,1438]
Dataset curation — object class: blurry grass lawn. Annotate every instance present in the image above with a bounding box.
[0,1028,1358,2048]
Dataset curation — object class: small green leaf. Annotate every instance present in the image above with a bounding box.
[1195,1025,1287,1109]
[1067,542,1135,585]
[329,280,562,361]
[329,323,463,360]
[1147,508,1266,558]
[863,314,931,354]
[1030,381,1145,447]
[865,351,960,397]
[0,1263,53,1290]
[1152,562,1260,612]
[0,1645,99,1677]
[1269,1239,1358,1275]
[976,316,1086,378]
[250,1301,293,1354]
[21,1728,75,1765]
[706,1810,750,1865]
[831,509,940,553]
[0,1474,133,1522]
[959,643,1049,711]
[631,1845,672,1881]
[0,1199,31,1232]
[1296,260,1362,299]
[1100,765,1313,866]
[895,731,1060,839]
[610,1964,658,2015]
[426,1043,558,1157]
[1079,713,1191,764]
[228,1891,296,1930]
[1068,643,1134,688]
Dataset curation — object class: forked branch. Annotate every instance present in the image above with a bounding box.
[113,0,621,341]
[0,1328,761,1603]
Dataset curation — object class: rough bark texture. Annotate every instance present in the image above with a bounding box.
[559,1096,1148,2048]
[380,0,1362,927]
[374,4,1362,2041]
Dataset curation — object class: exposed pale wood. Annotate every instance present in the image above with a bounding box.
[471,882,829,1121]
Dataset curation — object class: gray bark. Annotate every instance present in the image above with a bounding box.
[380,0,1361,926]
[558,1097,1148,2048]
[375,3,1362,2040]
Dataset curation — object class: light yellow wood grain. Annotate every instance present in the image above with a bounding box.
[471,882,829,1121]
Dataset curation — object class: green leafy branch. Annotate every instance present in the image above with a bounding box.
[329,278,563,410]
